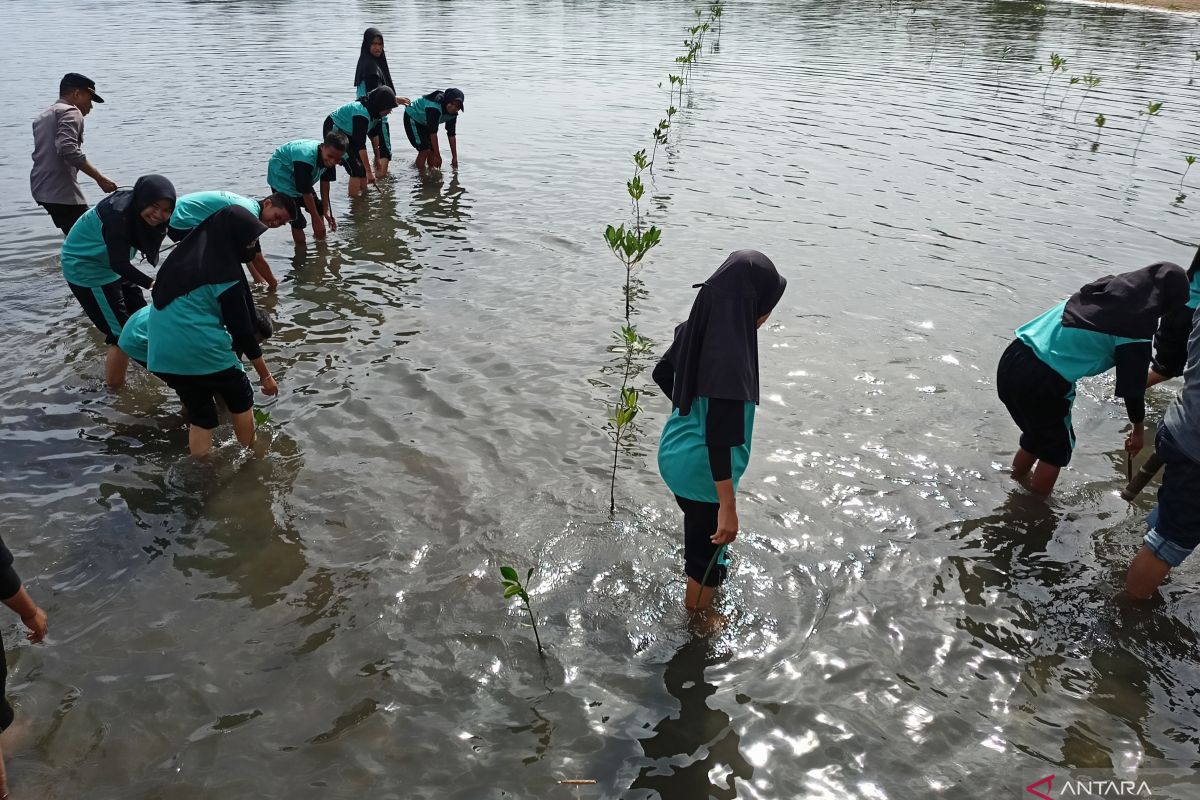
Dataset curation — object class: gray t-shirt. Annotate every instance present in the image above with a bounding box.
[30,100,87,205]
[1164,304,1200,461]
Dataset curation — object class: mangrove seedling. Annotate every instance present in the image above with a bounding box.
[1071,72,1101,125]
[253,408,271,426]
[499,566,544,655]
[1092,112,1106,150]
[1178,155,1196,201]
[1132,100,1163,161]
[1042,52,1066,101]
[1191,50,1200,85]
[608,382,644,514]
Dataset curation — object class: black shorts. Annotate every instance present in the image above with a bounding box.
[271,186,322,231]
[156,368,254,430]
[68,279,146,345]
[373,118,393,160]
[675,495,729,587]
[324,116,368,178]
[997,338,1076,467]
[403,115,433,152]
[0,644,12,732]
[39,202,88,235]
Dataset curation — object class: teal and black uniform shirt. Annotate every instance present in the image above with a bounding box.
[405,96,458,137]
[117,305,151,365]
[171,192,260,235]
[267,140,337,198]
[147,280,245,376]
[60,206,148,288]
[1016,299,1151,422]
[658,397,756,504]
[328,101,373,152]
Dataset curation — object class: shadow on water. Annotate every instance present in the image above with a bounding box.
[626,635,753,800]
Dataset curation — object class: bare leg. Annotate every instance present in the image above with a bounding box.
[105,345,130,388]
[1126,545,1172,599]
[231,410,255,448]
[1028,461,1061,496]
[1011,447,1037,479]
[684,577,716,612]
[348,177,364,197]
[414,152,429,170]
[0,738,8,799]
[1147,368,1171,388]
[189,425,214,457]
[376,157,390,178]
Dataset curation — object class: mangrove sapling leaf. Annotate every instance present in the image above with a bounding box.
[1132,100,1163,162]
[499,565,544,655]
[633,149,649,172]
[1041,53,1066,102]
[253,408,271,426]
[1091,113,1106,150]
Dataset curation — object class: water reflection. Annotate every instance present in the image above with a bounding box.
[628,636,752,799]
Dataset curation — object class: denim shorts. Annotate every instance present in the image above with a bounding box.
[1144,425,1200,567]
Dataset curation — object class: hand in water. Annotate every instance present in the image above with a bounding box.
[261,374,278,397]
[22,607,47,643]
[1125,428,1145,455]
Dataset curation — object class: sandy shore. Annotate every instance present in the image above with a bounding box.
[1064,0,1200,12]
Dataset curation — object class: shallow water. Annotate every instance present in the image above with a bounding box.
[3,0,1200,797]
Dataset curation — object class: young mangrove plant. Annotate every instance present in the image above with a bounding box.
[499,566,544,655]
[1042,52,1067,102]
[1177,155,1196,202]
[1092,112,1106,151]
[1191,50,1200,85]
[1132,100,1163,161]
[1071,71,1101,125]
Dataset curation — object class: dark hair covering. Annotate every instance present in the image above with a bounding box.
[354,27,394,94]
[95,174,175,266]
[152,206,267,310]
[1061,261,1189,339]
[362,86,398,118]
[652,250,787,416]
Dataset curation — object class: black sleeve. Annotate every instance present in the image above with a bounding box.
[706,398,745,483]
[0,536,21,601]
[425,107,441,131]
[218,284,263,361]
[103,226,154,288]
[1151,306,1194,379]
[652,356,675,398]
[1114,340,1152,424]
[350,116,369,151]
[446,115,457,137]
[293,161,316,195]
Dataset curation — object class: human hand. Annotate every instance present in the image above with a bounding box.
[325,213,338,233]
[266,276,279,292]
[312,218,327,239]
[260,374,278,397]
[397,96,411,105]
[1125,428,1145,456]
[712,503,738,545]
[97,175,118,193]
[22,607,47,644]
[430,153,443,168]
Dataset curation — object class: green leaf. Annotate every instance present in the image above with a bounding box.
[253,408,271,426]
[1188,155,1197,165]
[526,567,534,582]
[500,566,519,583]
[504,585,522,599]
[1149,101,1163,115]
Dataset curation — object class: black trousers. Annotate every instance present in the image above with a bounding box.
[675,495,727,587]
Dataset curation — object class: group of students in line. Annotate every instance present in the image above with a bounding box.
[28,28,465,460]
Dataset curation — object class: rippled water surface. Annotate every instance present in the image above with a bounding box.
[4,0,1200,797]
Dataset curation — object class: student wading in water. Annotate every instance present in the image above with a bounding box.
[59,174,176,388]
[653,250,787,613]
[354,27,401,179]
[1147,246,1200,387]
[147,206,279,456]
[168,190,297,290]
[403,89,464,170]
[324,86,405,197]
[267,132,347,246]
[997,263,1188,496]
[0,532,48,799]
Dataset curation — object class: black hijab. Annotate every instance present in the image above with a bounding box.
[152,206,267,310]
[1061,261,1189,339]
[354,27,394,94]
[95,174,175,266]
[653,250,787,416]
[362,86,397,118]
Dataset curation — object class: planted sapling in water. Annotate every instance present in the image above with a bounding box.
[1042,52,1066,101]
[499,566,544,655]
[1092,112,1106,151]
[1071,72,1100,125]
[1131,100,1163,161]
[1177,155,1196,203]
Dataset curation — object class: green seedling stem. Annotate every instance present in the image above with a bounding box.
[499,566,544,655]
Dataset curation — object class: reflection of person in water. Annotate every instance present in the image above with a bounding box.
[629,637,752,799]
